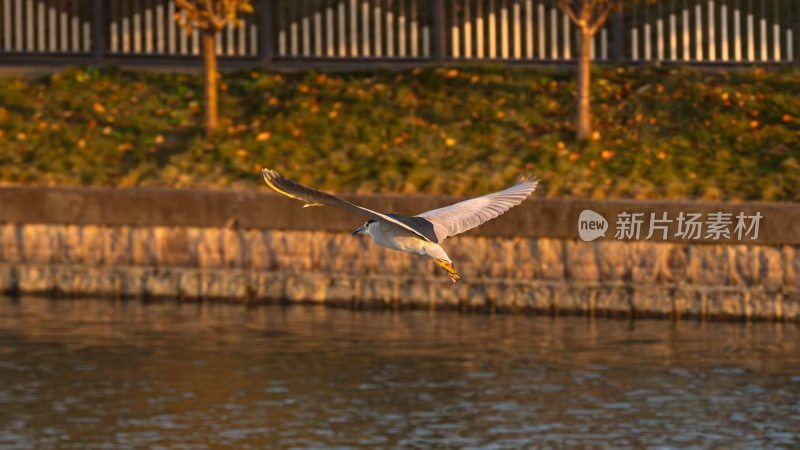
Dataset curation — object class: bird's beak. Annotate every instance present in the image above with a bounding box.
[352,225,367,236]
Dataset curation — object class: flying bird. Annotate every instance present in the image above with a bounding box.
[262,169,539,282]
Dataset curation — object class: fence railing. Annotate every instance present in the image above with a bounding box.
[0,0,797,65]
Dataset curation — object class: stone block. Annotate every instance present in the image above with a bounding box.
[155,227,195,267]
[759,246,785,291]
[245,230,273,271]
[595,240,631,282]
[131,227,158,266]
[565,240,599,282]
[534,238,565,281]
[729,245,756,286]
[691,245,730,286]
[22,224,55,264]
[197,229,224,269]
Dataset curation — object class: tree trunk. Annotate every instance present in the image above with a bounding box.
[202,31,218,135]
[576,27,593,140]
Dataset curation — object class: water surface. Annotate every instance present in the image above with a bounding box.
[0,297,798,449]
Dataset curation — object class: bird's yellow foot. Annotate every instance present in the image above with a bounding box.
[435,259,460,283]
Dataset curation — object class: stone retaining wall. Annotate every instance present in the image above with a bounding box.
[1,221,797,320]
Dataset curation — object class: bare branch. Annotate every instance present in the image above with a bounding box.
[175,0,252,31]
[175,0,199,16]
[588,3,616,35]
[558,0,584,29]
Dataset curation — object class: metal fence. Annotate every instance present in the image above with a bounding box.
[0,0,797,65]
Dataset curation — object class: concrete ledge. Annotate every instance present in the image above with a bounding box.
[0,186,798,245]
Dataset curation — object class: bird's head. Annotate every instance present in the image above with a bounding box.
[352,219,376,236]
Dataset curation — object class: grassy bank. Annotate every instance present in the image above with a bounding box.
[0,65,797,201]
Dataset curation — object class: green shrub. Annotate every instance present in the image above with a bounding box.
[0,65,797,201]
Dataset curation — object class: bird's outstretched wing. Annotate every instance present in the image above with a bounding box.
[416,174,539,241]
[262,169,435,242]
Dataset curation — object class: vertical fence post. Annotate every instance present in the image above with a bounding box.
[793,0,798,61]
[92,0,107,60]
[260,0,274,64]
[612,8,624,63]
[434,0,447,60]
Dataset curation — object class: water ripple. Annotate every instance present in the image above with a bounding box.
[0,296,798,449]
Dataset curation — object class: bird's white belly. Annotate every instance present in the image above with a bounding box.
[371,223,449,261]
[372,229,420,252]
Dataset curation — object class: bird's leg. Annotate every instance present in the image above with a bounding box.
[435,260,460,283]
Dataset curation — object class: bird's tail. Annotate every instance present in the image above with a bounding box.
[435,259,460,283]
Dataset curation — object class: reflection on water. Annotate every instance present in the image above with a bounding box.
[0,297,798,449]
